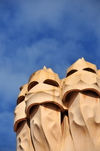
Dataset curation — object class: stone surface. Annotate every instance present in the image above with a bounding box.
[14,58,100,151]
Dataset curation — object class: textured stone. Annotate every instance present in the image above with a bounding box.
[14,58,100,151]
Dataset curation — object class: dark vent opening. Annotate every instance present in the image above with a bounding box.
[82,90,99,97]
[83,68,96,73]
[66,69,78,77]
[28,81,38,91]
[65,110,68,117]
[16,120,26,133]
[17,96,25,104]
[43,79,59,87]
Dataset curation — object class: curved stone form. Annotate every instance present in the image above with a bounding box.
[17,84,28,104]
[14,84,34,151]
[27,67,63,151]
[14,101,26,132]
[25,83,63,117]
[62,70,100,102]
[66,58,97,77]
[14,58,100,151]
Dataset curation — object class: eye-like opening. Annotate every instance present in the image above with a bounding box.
[17,96,25,104]
[66,69,78,77]
[63,91,79,108]
[82,90,99,97]
[83,68,96,73]
[43,79,59,87]
[16,120,26,132]
[28,81,38,91]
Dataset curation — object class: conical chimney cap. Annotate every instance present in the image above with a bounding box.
[66,58,97,76]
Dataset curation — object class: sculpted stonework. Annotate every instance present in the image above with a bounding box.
[14,58,100,151]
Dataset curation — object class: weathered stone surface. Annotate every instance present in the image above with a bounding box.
[14,58,100,151]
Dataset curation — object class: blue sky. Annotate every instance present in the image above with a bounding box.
[0,0,100,150]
